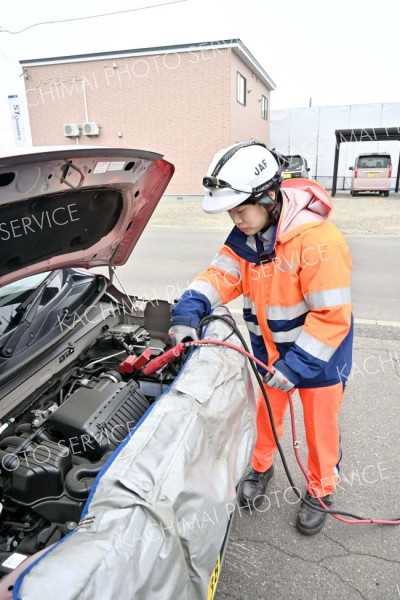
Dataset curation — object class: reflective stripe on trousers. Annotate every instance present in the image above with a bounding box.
[252,382,344,496]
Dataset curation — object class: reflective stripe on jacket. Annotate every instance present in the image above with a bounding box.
[171,180,353,388]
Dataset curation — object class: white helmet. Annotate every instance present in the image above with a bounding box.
[202,141,285,214]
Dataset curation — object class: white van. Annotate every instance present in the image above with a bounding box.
[349,153,392,196]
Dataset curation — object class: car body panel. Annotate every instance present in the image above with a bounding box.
[350,153,392,193]
[0,147,174,286]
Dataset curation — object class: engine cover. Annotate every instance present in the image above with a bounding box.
[49,378,149,459]
[3,439,73,506]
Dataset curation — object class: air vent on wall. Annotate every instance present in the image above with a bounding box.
[63,123,80,137]
[83,122,100,136]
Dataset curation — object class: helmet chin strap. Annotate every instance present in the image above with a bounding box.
[258,189,282,231]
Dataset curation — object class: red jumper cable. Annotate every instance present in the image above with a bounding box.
[143,338,400,526]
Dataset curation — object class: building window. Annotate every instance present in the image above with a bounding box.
[261,95,268,120]
[237,72,246,106]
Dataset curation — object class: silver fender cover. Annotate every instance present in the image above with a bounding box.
[15,307,256,600]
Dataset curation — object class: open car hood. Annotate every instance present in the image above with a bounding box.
[0,146,174,286]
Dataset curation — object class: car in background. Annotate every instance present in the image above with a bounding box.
[0,146,255,600]
[282,154,310,180]
[349,153,392,196]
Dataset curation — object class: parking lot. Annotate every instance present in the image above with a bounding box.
[118,193,400,600]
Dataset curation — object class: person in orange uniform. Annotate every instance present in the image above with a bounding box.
[169,142,353,535]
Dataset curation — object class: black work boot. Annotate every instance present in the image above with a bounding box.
[296,492,332,535]
[238,466,274,509]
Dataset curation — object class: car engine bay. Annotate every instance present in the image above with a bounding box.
[0,272,177,572]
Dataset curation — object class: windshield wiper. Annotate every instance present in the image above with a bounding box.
[0,271,60,358]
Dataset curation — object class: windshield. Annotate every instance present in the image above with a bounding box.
[357,156,391,169]
[0,272,50,307]
[285,156,304,170]
[0,271,63,336]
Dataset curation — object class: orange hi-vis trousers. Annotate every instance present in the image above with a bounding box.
[252,382,344,497]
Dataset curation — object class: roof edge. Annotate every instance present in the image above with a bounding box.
[231,40,276,91]
[19,38,276,91]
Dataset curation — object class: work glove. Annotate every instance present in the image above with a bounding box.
[263,368,295,392]
[168,324,198,346]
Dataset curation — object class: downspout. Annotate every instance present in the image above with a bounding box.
[82,78,89,123]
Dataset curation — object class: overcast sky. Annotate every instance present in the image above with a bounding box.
[1,0,399,145]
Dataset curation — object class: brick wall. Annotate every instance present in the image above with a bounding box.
[24,46,271,194]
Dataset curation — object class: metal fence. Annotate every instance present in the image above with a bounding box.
[313,176,399,192]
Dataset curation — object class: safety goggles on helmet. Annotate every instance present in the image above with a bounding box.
[203,176,253,194]
[203,175,273,194]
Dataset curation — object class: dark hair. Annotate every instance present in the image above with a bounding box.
[239,188,277,207]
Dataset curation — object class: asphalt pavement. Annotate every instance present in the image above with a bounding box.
[114,228,400,600]
[114,230,400,324]
[214,330,400,600]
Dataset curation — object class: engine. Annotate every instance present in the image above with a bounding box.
[0,316,177,572]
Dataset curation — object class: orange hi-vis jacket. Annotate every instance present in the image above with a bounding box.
[171,180,353,388]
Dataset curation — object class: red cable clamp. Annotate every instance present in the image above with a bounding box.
[119,348,153,374]
[142,343,186,376]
